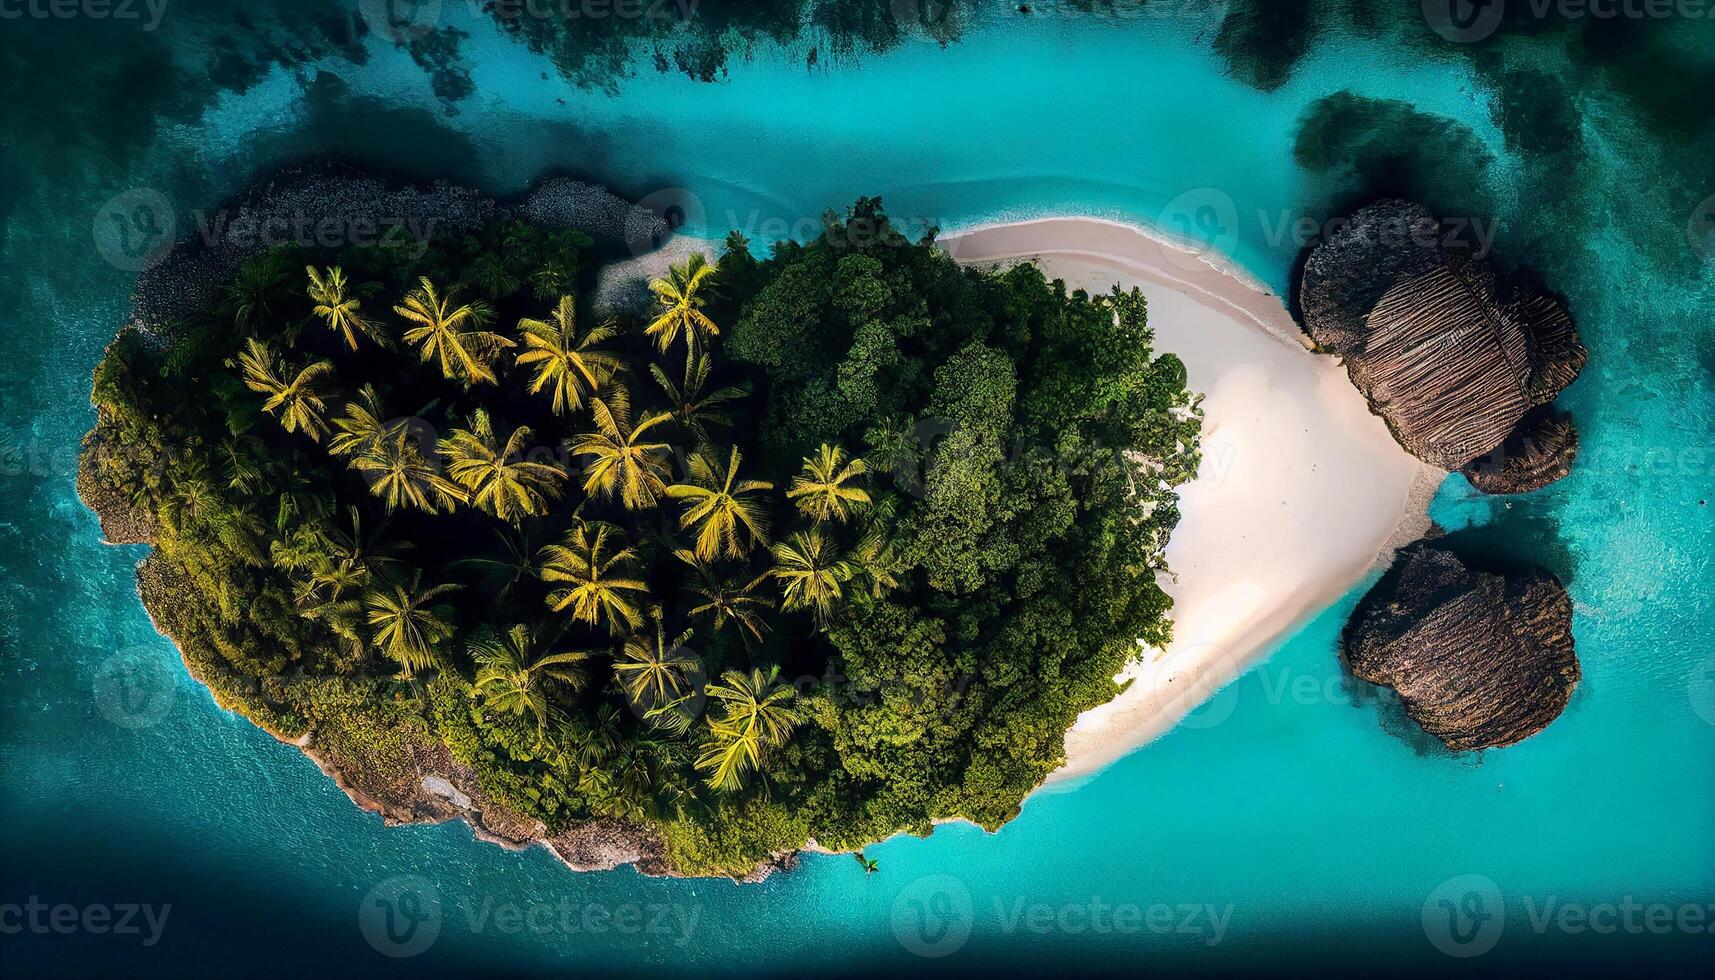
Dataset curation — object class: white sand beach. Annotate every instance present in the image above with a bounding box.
[939,218,1439,784]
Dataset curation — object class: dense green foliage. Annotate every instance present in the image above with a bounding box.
[86,200,1199,875]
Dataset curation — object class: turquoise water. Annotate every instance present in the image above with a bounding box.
[2,4,1712,976]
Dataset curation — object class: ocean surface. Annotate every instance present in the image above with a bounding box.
[2,3,1711,976]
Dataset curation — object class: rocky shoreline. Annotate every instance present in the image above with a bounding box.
[77,163,803,882]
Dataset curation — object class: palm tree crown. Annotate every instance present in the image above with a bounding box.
[650,352,747,445]
[238,338,336,442]
[695,666,802,791]
[686,568,775,647]
[613,617,700,721]
[644,253,719,358]
[515,295,622,415]
[770,529,857,624]
[471,624,594,731]
[364,572,458,677]
[395,277,515,386]
[538,520,650,635]
[787,444,870,523]
[665,445,773,562]
[569,387,674,510]
[440,409,566,523]
[305,265,382,350]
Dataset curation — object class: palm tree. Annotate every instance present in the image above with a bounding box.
[613,616,699,720]
[538,520,650,635]
[218,434,266,494]
[349,424,466,514]
[395,277,514,386]
[770,529,856,624]
[855,852,879,877]
[238,338,336,442]
[695,666,802,792]
[439,409,566,522]
[569,387,673,511]
[664,445,773,562]
[328,384,392,460]
[787,444,870,523]
[453,527,546,602]
[364,572,458,677]
[305,265,382,350]
[515,295,622,416]
[686,567,775,647]
[226,251,295,331]
[470,624,594,732]
[850,493,903,600]
[563,702,624,771]
[649,353,748,445]
[644,253,719,359]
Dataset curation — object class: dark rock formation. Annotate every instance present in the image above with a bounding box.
[1343,542,1580,751]
[1300,200,1587,477]
[1461,406,1580,495]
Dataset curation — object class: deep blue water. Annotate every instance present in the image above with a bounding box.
[2,3,1712,977]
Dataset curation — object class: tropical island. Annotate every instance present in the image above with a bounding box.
[80,188,1201,878]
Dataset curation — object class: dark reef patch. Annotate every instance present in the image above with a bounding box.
[1212,0,1316,92]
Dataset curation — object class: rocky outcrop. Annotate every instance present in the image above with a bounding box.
[1343,542,1580,751]
[1460,406,1579,495]
[1300,200,1587,482]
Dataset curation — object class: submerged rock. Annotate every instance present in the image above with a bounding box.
[1300,200,1587,475]
[1461,406,1580,495]
[1343,542,1580,751]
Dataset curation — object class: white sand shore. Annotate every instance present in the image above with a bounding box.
[940,218,1439,784]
